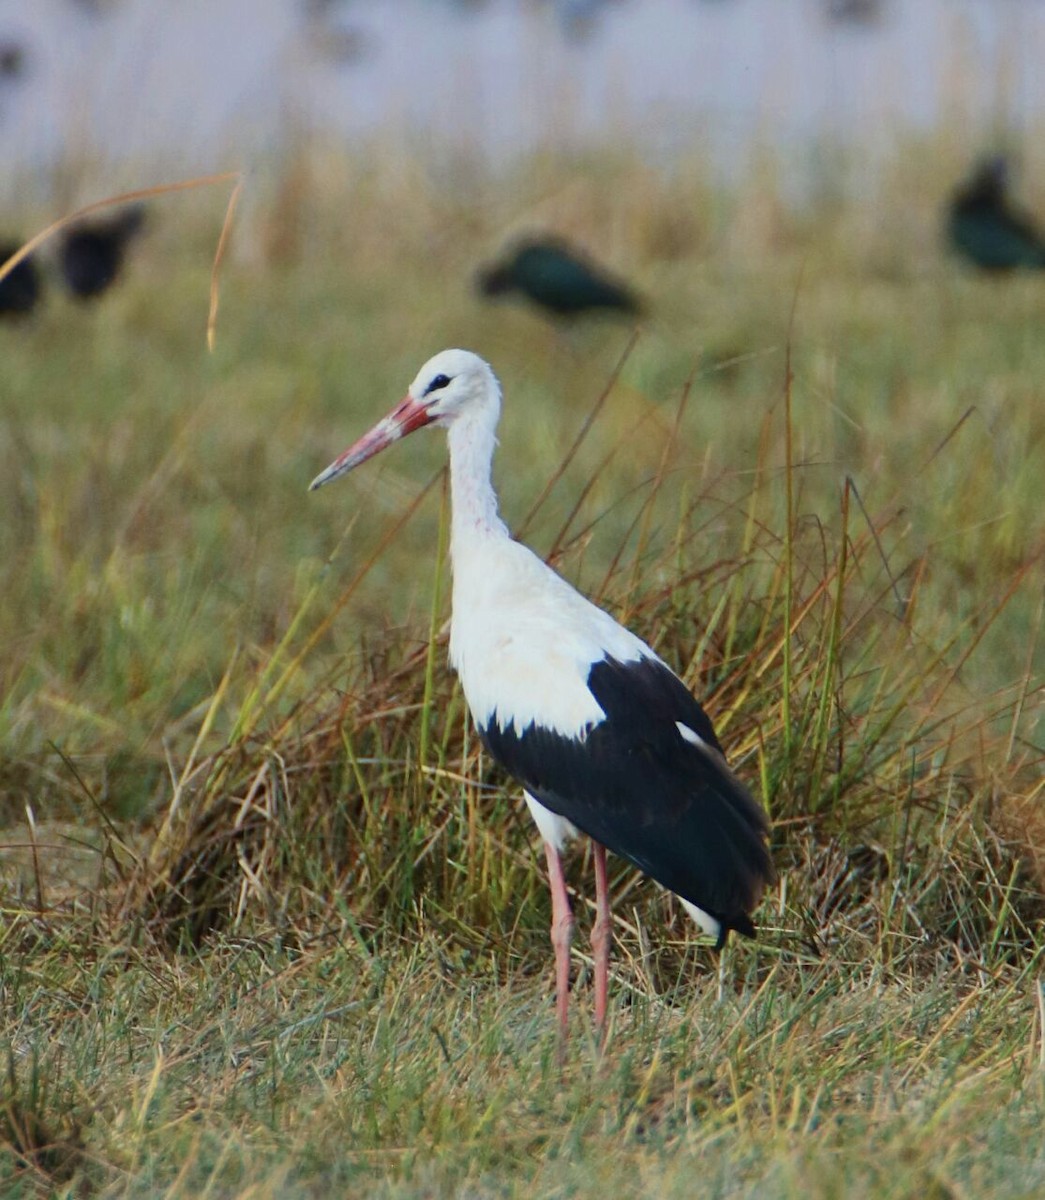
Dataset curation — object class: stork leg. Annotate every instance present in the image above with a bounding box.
[591,841,611,1041]
[543,840,574,1045]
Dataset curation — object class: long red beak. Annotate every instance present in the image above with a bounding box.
[309,395,432,491]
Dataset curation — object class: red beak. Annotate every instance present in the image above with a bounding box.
[310,395,432,491]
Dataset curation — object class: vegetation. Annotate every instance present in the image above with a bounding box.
[0,142,1042,1197]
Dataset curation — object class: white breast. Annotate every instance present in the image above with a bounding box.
[449,535,651,738]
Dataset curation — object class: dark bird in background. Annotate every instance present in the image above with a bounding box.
[59,204,146,299]
[0,242,41,318]
[477,236,643,320]
[947,157,1045,272]
[823,0,884,28]
[67,0,124,17]
[0,40,28,81]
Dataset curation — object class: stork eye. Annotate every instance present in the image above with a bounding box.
[425,373,452,396]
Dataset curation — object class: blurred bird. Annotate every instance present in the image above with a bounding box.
[59,205,146,299]
[553,0,607,42]
[947,157,1045,272]
[0,242,41,318]
[477,236,643,320]
[67,0,124,16]
[823,0,884,27]
[0,40,28,81]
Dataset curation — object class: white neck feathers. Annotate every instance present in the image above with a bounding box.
[447,411,509,554]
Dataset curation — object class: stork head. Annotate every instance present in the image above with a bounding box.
[310,348,501,491]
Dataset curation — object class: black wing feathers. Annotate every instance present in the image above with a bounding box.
[480,655,773,939]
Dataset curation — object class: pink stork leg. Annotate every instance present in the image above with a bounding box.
[543,840,574,1044]
[591,841,611,1041]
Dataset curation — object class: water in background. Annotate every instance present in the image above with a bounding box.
[0,0,1042,203]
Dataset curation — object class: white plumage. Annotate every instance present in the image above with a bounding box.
[450,532,649,738]
[311,348,773,1046]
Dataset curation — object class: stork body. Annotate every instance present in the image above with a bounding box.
[311,350,772,1042]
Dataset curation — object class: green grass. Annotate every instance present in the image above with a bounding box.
[3,929,1044,1198]
[0,142,1042,1197]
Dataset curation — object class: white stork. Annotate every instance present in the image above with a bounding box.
[311,349,773,1042]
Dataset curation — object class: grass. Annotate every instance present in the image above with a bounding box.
[0,139,1042,1196]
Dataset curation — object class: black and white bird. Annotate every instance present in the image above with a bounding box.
[311,350,773,1042]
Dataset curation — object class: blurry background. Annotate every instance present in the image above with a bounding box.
[1,0,1043,196]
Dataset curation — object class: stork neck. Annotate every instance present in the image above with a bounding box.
[447,414,507,549]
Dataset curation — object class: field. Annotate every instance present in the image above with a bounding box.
[0,144,1043,1197]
